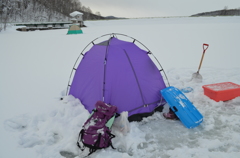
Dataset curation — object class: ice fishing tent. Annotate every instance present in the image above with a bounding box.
[67,25,83,35]
[67,33,169,121]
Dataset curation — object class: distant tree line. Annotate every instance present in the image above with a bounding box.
[0,0,104,31]
[34,0,104,20]
[191,7,240,17]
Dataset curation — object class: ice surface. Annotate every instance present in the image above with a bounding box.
[1,16,240,158]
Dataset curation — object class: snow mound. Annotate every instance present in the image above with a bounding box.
[4,85,240,158]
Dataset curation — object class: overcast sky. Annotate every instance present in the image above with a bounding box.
[81,0,240,18]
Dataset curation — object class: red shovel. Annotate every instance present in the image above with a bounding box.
[191,43,209,82]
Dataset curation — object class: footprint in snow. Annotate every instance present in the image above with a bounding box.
[4,115,29,131]
[18,133,43,148]
[59,151,78,158]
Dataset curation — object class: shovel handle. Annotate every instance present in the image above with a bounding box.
[203,43,209,53]
[197,43,209,73]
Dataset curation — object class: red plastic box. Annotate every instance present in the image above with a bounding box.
[202,82,240,102]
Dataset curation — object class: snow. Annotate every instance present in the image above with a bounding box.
[70,11,83,17]
[204,82,240,91]
[1,16,240,158]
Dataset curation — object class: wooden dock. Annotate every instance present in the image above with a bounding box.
[14,21,85,31]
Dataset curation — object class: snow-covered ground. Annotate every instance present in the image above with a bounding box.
[1,16,240,158]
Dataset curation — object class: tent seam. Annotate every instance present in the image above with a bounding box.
[123,49,146,106]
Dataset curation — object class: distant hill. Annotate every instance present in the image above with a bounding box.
[191,9,240,17]
[81,11,105,20]
[105,16,127,20]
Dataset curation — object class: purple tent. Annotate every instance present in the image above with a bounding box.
[67,34,169,121]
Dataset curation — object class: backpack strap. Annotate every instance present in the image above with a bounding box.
[76,129,85,151]
[88,133,101,156]
[88,109,96,118]
[77,131,102,156]
[106,130,116,149]
[105,114,116,128]
[77,109,96,151]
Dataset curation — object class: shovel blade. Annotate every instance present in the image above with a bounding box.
[191,72,202,83]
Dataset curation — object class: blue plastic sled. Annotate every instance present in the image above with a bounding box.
[161,86,203,128]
